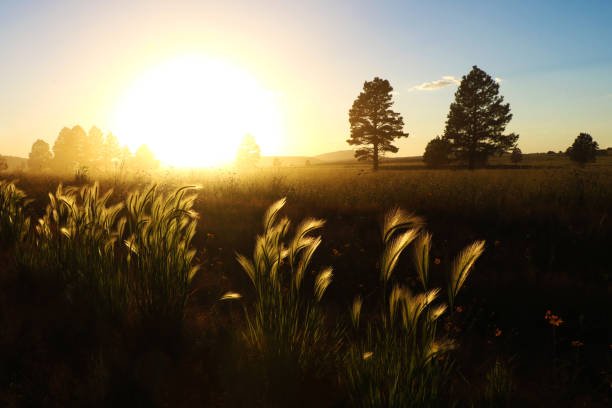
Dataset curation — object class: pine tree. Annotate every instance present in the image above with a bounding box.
[347,77,408,170]
[443,66,518,169]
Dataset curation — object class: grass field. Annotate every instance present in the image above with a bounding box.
[0,154,611,407]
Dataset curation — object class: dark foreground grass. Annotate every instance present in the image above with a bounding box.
[0,159,611,407]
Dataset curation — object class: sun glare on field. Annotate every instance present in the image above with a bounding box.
[112,56,283,167]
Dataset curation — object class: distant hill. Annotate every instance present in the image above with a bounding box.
[259,156,323,167]
[313,150,357,163]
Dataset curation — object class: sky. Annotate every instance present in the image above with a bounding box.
[1,0,611,161]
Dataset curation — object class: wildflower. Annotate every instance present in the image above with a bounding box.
[438,354,445,360]
[434,258,441,265]
[344,243,351,248]
[456,306,463,313]
[571,340,584,347]
[359,248,365,252]
[207,232,215,238]
[332,248,341,257]
[549,315,563,327]
[494,240,501,246]
[545,310,552,319]
[495,328,502,337]
[363,351,373,360]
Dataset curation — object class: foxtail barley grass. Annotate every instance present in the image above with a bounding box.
[124,184,200,329]
[229,198,341,400]
[11,181,200,326]
[0,180,31,245]
[343,207,485,407]
[17,182,128,318]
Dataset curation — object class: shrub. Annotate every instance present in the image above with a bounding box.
[510,147,523,164]
[423,136,452,168]
[566,132,599,166]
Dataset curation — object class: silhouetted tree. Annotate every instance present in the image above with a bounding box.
[28,139,53,171]
[347,77,408,170]
[423,136,452,168]
[83,126,105,169]
[52,125,87,171]
[235,133,261,168]
[566,132,598,166]
[443,66,518,169]
[510,147,523,164]
[131,144,159,171]
[102,132,121,171]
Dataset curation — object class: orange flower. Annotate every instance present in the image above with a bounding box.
[456,306,463,313]
[332,248,341,257]
[571,340,584,347]
[206,233,215,238]
[549,315,563,326]
[544,310,563,326]
[495,328,502,337]
[344,243,351,248]
[434,258,441,265]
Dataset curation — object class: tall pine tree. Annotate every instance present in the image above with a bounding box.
[443,66,518,169]
[347,77,407,170]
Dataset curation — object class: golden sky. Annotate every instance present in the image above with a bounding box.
[1,1,611,164]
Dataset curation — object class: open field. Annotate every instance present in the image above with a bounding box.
[1,156,611,407]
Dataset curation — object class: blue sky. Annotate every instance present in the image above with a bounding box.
[0,0,611,158]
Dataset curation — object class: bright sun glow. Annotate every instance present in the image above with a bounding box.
[112,55,283,167]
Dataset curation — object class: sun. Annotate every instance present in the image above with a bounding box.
[112,55,283,167]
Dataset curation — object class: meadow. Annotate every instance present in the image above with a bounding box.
[0,154,610,407]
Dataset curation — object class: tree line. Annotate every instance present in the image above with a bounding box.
[347,65,602,169]
[27,126,159,173]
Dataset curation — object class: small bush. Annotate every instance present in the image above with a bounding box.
[423,136,452,168]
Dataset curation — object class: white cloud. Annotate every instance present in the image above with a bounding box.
[410,75,504,91]
[411,75,460,91]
